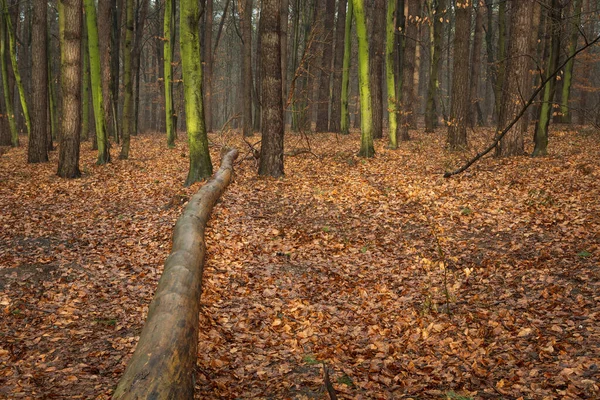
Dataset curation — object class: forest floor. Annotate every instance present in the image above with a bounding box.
[0,126,599,399]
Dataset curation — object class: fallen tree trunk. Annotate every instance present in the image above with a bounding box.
[113,148,239,399]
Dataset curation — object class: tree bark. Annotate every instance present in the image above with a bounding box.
[164,0,176,147]
[259,0,284,177]
[386,0,398,148]
[369,0,385,139]
[98,0,113,140]
[181,0,213,185]
[399,0,418,141]
[57,0,82,178]
[119,0,133,159]
[495,0,533,157]
[240,0,253,137]
[468,0,484,127]
[84,0,110,164]
[329,0,347,133]
[0,15,17,147]
[205,0,213,132]
[447,0,471,150]
[112,148,239,399]
[424,0,444,132]
[28,0,48,163]
[340,0,353,134]
[314,0,335,132]
[558,0,582,124]
[353,0,374,157]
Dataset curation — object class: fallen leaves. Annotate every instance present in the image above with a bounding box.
[1,127,599,399]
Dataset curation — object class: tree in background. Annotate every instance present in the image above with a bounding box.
[353,0,374,157]
[399,0,419,141]
[164,0,176,148]
[259,0,284,177]
[0,9,17,147]
[240,0,253,137]
[340,0,353,135]
[369,0,385,139]
[447,0,471,150]
[120,0,133,159]
[57,0,82,178]
[425,0,444,132]
[84,0,110,164]
[314,0,335,133]
[495,0,533,157]
[386,0,398,149]
[559,0,583,124]
[28,0,48,163]
[330,0,347,133]
[180,0,213,185]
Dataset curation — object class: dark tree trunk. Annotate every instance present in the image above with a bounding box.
[329,0,347,132]
[399,0,418,141]
[259,0,284,177]
[28,0,48,163]
[57,0,82,178]
[241,0,253,136]
[98,0,113,139]
[205,0,213,132]
[468,0,484,127]
[314,0,335,132]
[110,0,120,142]
[369,0,385,139]
[495,0,534,157]
[447,0,471,149]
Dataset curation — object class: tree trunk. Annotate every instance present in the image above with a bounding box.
[468,0,484,127]
[558,0,582,124]
[340,0,353,134]
[131,0,149,136]
[399,0,418,141]
[240,0,253,137]
[369,0,385,139]
[424,0,444,132]
[85,0,110,164]
[386,0,398,148]
[353,0,374,157]
[180,0,213,185]
[57,0,82,178]
[28,0,48,163]
[495,0,533,157]
[97,0,112,141]
[119,0,133,159]
[494,0,506,121]
[281,0,288,120]
[447,0,471,150]
[533,0,561,157]
[259,0,284,177]
[82,21,91,143]
[329,0,347,133]
[112,148,238,399]
[110,0,120,142]
[314,0,335,132]
[204,0,213,132]
[164,0,176,147]
[2,0,31,138]
[0,16,17,147]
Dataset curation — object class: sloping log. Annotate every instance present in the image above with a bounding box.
[113,148,239,399]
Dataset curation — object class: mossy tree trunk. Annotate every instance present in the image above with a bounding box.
[425,0,444,132]
[0,12,17,146]
[533,0,561,157]
[98,0,113,140]
[57,0,82,178]
[353,0,374,158]
[258,0,284,177]
[369,0,385,140]
[180,0,213,185]
[82,21,90,142]
[84,0,110,164]
[386,0,398,148]
[28,0,48,163]
[558,0,582,124]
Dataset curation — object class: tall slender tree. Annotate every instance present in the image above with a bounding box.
[399,0,419,141]
[0,5,16,147]
[205,0,214,132]
[181,0,213,185]
[28,0,48,163]
[340,0,353,135]
[468,0,484,127]
[353,0,374,157]
[84,0,110,164]
[240,0,253,137]
[559,0,583,123]
[57,0,83,178]
[386,0,398,148]
[259,0,284,177]
[98,0,113,140]
[369,0,385,139]
[314,0,335,132]
[425,0,444,132]
[164,0,176,147]
[330,0,347,133]
[447,0,471,149]
[120,0,133,159]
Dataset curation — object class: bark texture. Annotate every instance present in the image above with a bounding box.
[354,0,374,157]
[447,0,471,150]
[112,148,239,399]
[314,0,335,132]
[399,0,418,141]
[369,0,385,139]
[57,0,82,178]
[240,0,253,137]
[495,0,533,157]
[119,0,133,159]
[329,0,347,133]
[259,0,284,177]
[28,0,48,163]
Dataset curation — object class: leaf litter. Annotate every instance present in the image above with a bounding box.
[0,127,599,399]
